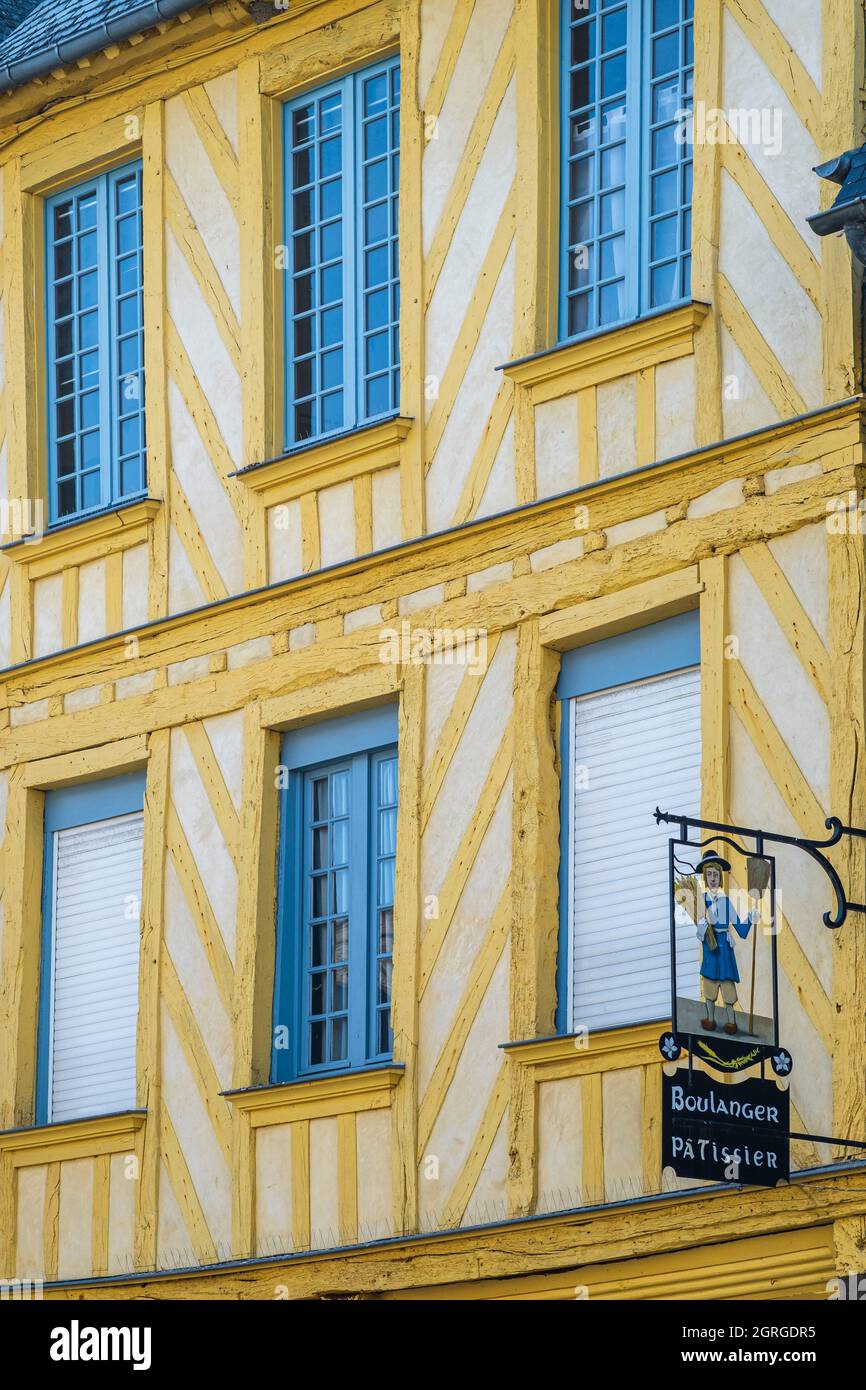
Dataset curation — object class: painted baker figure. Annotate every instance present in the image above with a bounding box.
[695,852,757,1035]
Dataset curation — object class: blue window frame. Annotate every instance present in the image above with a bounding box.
[272,706,398,1081]
[283,56,400,448]
[560,0,693,340]
[45,161,146,524]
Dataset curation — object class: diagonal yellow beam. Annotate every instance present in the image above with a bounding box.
[421,630,501,832]
[725,0,821,144]
[166,801,235,1016]
[419,723,514,997]
[165,169,241,373]
[181,86,240,216]
[418,882,510,1158]
[718,126,821,311]
[160,1106,219,1265]
[424,25,515,308]
[168,473,229,604]
[182,721,241,869]
[162,949,233,1166]
[165,316,240,495]
[453,378,514,525]
[740,542,831,704]
[729,662,827,833]
[422,0,476,119]
[717,273,807,419]
[440,1063,509,1226]
[425,188,516,466]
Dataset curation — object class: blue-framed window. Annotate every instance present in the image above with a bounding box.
[283,56,400,448]
[272,706,398,1081]
[560,0,693,340]
[37,772,145,1125]
[556,613,701,1034]
[45,161,146,524]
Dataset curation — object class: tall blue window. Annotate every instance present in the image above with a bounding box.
[283,57,400,448]
[560,0,693,340]
[272,707,398,1081]
[45,162,146,523]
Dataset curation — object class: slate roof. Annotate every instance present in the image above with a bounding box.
[0,1,36,38]
[0,0,209,88]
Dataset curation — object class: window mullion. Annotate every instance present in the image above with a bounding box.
[271,768,300,1084]
[348,752,369,1067]
[45,196,60,523]
[97,175,113,511]
[343,73,358,434]
[627,0,645,322]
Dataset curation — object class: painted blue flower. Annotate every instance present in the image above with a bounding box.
[773,1050,791,1074]
[662,1035,679,1060]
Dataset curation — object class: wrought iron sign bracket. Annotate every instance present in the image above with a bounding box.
[654,808,866,930]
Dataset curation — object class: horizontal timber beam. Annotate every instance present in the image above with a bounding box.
[0,396,861,711]
[35,1162,866,1300]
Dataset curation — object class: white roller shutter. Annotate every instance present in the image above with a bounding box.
[568,666,701,1032]
[47,811,143,1123]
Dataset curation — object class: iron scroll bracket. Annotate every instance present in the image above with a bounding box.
[654,808,866,930]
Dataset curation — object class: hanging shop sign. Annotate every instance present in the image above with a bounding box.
[660,837,785,1074]
[652,806,866,1188]
[662,1067,790,1186]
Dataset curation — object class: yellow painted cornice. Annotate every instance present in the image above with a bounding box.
[34,1161,866,1298]
[0,397,861,708]
[224,1065,404,1127]
[0,1110,146,1167]
[2,498,162,580]
[0,7,251,136]
[237,416,414,506]
[0,1,382,155]
[505,1020,666,1079]
[501,302,711,401]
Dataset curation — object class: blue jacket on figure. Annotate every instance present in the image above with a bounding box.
[698,891,752,983]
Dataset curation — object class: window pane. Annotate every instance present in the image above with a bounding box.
[304,763,355,1067]
[646,0,692,312]
[372,753,398,1057]
[321,390,343,433]
[331,1017,348,1062]
[651,260,677,306]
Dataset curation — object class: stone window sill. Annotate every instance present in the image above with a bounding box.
[223,1064,405,1127]
[233,416,414,507]
[502,1020,665,1080]
[0,497,161,580]
[0,1110,146,1168]
[499,303,709,404]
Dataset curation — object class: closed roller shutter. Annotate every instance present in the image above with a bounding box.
[568,666,701,1032]
[47,811,143,1123]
